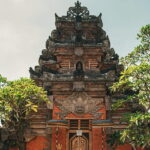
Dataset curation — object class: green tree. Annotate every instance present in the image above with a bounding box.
[0,77,48,150]
[0,74,7,88]
[107,131,124,149]
[111,25,150,150]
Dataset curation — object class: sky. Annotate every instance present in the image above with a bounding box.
[0,0,149,80]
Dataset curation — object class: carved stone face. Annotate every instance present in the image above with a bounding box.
[75,105,85,114]
[55,92,104,117]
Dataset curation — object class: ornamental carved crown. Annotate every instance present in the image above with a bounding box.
[67,1,89,18]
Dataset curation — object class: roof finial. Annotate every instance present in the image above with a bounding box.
[67,1,89,18]
[75,1,81,16]
[75,0,81,7]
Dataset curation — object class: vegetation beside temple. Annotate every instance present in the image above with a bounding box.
[111,24,150,150]
[0,77,48,150]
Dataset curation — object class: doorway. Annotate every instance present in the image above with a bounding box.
[70,134,89,150]
[68,119,91,150]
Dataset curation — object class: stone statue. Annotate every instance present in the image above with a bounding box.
[29,66,42,78]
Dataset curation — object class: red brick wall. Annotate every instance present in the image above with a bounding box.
[116,144,132,150]
[92,128,107,150]
[26,136,49,150]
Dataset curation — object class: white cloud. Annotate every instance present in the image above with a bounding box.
[0,0,150,80]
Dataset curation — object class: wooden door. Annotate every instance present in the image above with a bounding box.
[70,136,88,150]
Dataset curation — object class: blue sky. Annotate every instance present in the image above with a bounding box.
[0,0,149,80]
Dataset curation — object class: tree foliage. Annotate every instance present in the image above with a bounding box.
[107,131,124,149]
[0,77,48,150]
[111,25,150,149]
[0,74,7,88]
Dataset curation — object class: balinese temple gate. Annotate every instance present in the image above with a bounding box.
[28,1,131,150]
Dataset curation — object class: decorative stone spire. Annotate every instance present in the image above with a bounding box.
[29,1,121,83]
[74,1,82,16]
[75,1,81,8]
[67,1,89,18]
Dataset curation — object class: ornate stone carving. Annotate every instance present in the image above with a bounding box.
[67,1,89,18]
[55,92,104,117]
[42,66,59,74]
[55,1,100,23]
[39,49,57,65]
[29,66,42,78]
[104,48,119,63]
[74,47,84,56]
[51,30,60,41]
[43,72,54,80]
[46,36,55,49]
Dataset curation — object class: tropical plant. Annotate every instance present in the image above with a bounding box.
[111,24,150,150]
[0,77,48,150]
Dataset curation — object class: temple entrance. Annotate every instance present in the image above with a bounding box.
[70,135,88,150]
[68,120,90,150]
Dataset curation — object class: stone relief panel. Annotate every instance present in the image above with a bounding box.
[55,92,104,119]
[74,47,84,56]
